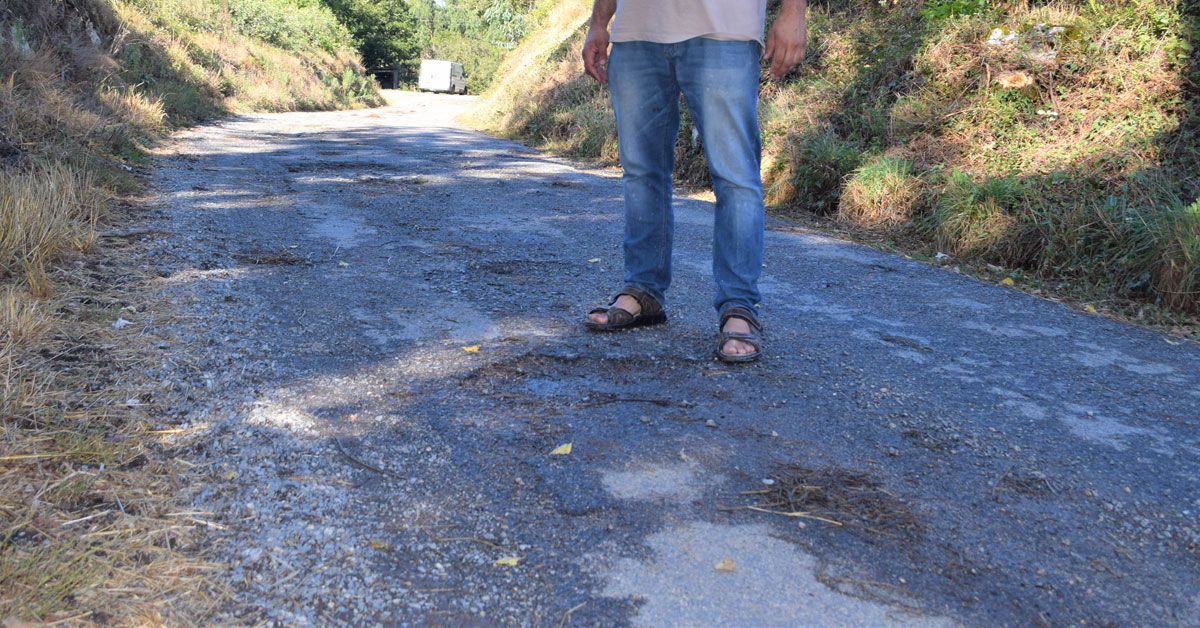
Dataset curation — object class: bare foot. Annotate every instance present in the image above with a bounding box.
[720,317,756,356]
[588,294,641,325]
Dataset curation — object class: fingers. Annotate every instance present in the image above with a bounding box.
[770,46,791,79]
[582,40,609,85]
[583,44,598,82]
[583,48,602,83]
[768,40,806,79]
[591,48,608,84]
[763,32,776,61]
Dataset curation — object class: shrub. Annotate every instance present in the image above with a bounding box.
[226,0,353,54]
[838,154,922,227]
[764,128,863,213]
[1149,199,1200,312]
[931,170,1026,257]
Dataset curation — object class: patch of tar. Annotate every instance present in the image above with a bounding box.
[600,521,954,627]
[1069,343,1175,375]
[600,462,713,503]
[311,213,377,248]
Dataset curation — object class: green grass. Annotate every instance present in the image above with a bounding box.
[469,0,1200,316]
[838,154,922,227]
[932,169,1028,258]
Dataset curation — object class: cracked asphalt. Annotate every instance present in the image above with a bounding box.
[140,91,1200,625]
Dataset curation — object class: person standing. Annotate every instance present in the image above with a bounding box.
[582,0,807,363]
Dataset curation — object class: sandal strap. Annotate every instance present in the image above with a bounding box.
[720,306,761,332]
[615,286,663,317]
[605,306,634,326]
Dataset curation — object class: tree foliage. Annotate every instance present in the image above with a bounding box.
[406,0,539,91]
[320,0,420,69]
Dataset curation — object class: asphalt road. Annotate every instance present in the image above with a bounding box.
[143,91,1200,626]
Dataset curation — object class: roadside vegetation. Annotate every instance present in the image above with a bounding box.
[408,0,549,93]
[0,0,379,621]
[468,0,1200,333]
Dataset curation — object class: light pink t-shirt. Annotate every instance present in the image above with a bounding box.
[610,0,768,44]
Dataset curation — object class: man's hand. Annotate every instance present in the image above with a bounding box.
[764,1,807,80]
[583,26,611,84]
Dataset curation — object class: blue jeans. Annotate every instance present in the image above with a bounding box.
[608,38,765,317]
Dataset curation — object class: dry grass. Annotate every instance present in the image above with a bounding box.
[0,165,106,295]
[0,280,225,622]
[0,0,379,620]
[0,287,51,343]
[462,0,613,160]
[737,464,921,538]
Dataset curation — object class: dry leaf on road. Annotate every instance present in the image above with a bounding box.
[550,442,572,455]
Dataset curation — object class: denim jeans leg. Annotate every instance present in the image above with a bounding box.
[675,38,765,317]
[608,42,680,307]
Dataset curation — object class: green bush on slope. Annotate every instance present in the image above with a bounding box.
[469,0,1200,314]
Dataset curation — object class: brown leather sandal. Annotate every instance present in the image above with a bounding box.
[716,307,762,363]
[584,286,667,332]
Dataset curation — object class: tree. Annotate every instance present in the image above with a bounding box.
[320,0,420,69]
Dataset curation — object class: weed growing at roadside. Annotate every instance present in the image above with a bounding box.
[932,170,1027,258]
[0,165,104,295]
[838,154,922,227]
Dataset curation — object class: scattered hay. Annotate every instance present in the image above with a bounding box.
[232,248,312,266]
[735,464,921,538]
[1,247,228,622]
[997,469,1056,497]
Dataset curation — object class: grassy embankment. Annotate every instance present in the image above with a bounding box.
[467,0,1200,334]
[1,0,378,621]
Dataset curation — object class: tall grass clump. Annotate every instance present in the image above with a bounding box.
[1147,199,1200,312]
[765,128,864,213]
[0,165,105,296]
[932,169,1028,258]
[838,154,923,227]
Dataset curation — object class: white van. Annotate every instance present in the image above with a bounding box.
[418,59,468,94]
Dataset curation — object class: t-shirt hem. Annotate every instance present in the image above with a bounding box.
[610,32,764,45]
